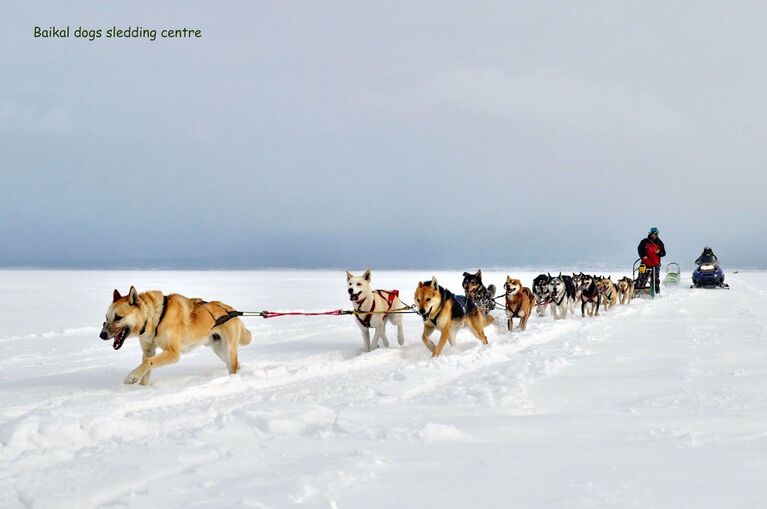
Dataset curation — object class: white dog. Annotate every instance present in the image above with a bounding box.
[346,269,406,352]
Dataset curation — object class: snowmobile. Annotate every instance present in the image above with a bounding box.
[691,260,729,289]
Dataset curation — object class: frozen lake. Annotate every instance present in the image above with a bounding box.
[1,269,766,508]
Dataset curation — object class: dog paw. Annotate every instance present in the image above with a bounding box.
[123,371,142,384]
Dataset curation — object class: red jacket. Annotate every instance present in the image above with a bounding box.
[643,240,661,267]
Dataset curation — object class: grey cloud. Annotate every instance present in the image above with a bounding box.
[1,1,765,269]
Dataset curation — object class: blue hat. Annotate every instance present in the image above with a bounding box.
[649,226,659,234]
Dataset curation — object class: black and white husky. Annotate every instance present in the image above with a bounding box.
[548,273,576,319]
[532,274,551,316]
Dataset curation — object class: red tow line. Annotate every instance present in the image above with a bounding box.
[226,289,412,322]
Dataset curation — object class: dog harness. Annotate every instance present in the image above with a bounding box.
[193,299,247,330]
[355,289,399,328]
[453,294,469,316]
[507,296,524,318]
[551,286,567,306]
[425,287,476,326]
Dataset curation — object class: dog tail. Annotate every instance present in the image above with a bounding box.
[239,323,253,346]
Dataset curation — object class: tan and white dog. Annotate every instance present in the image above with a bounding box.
[616,276,634,304]
[100,287,252,385]
[414,277,491,357]
[346,270,405,352]
[597,277,619,310]
[504,276,535,331]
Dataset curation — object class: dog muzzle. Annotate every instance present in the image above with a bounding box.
[101,324,129,350]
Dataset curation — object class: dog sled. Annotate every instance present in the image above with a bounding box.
[663,262,681,285]
[632,258,656,299]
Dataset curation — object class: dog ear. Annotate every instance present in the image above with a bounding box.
[346,271,353,281]
[475,269,482,278]
[430,276,438,289]
[418,281,423,288]
[128,286,139,306]
[112,289,121,303]
[558,272,562,277]
[363,269,371,282]
[463,272,470,277]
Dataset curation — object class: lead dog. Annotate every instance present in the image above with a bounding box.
[100,287,252,385]
[346,269,405,352]
[414,277,491,357]
[616,276,634,304]
[504,276,535,331]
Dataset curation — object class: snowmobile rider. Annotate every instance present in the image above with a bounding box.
[695,247,718,266]
[637,226,666,293]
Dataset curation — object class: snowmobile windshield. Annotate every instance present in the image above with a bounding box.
[696,255,718,267]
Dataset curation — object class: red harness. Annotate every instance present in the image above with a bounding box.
[355,289,399,328]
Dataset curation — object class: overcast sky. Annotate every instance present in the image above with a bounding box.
[2,1,766,269]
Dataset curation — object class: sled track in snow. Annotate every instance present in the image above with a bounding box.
[1,293,654,466]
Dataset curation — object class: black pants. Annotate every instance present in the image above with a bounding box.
[638,264,661,293]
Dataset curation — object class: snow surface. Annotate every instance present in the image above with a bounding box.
[1,269,766,508]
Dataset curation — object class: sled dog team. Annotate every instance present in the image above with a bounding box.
[100,270,635,384]
[349,270,635,356]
